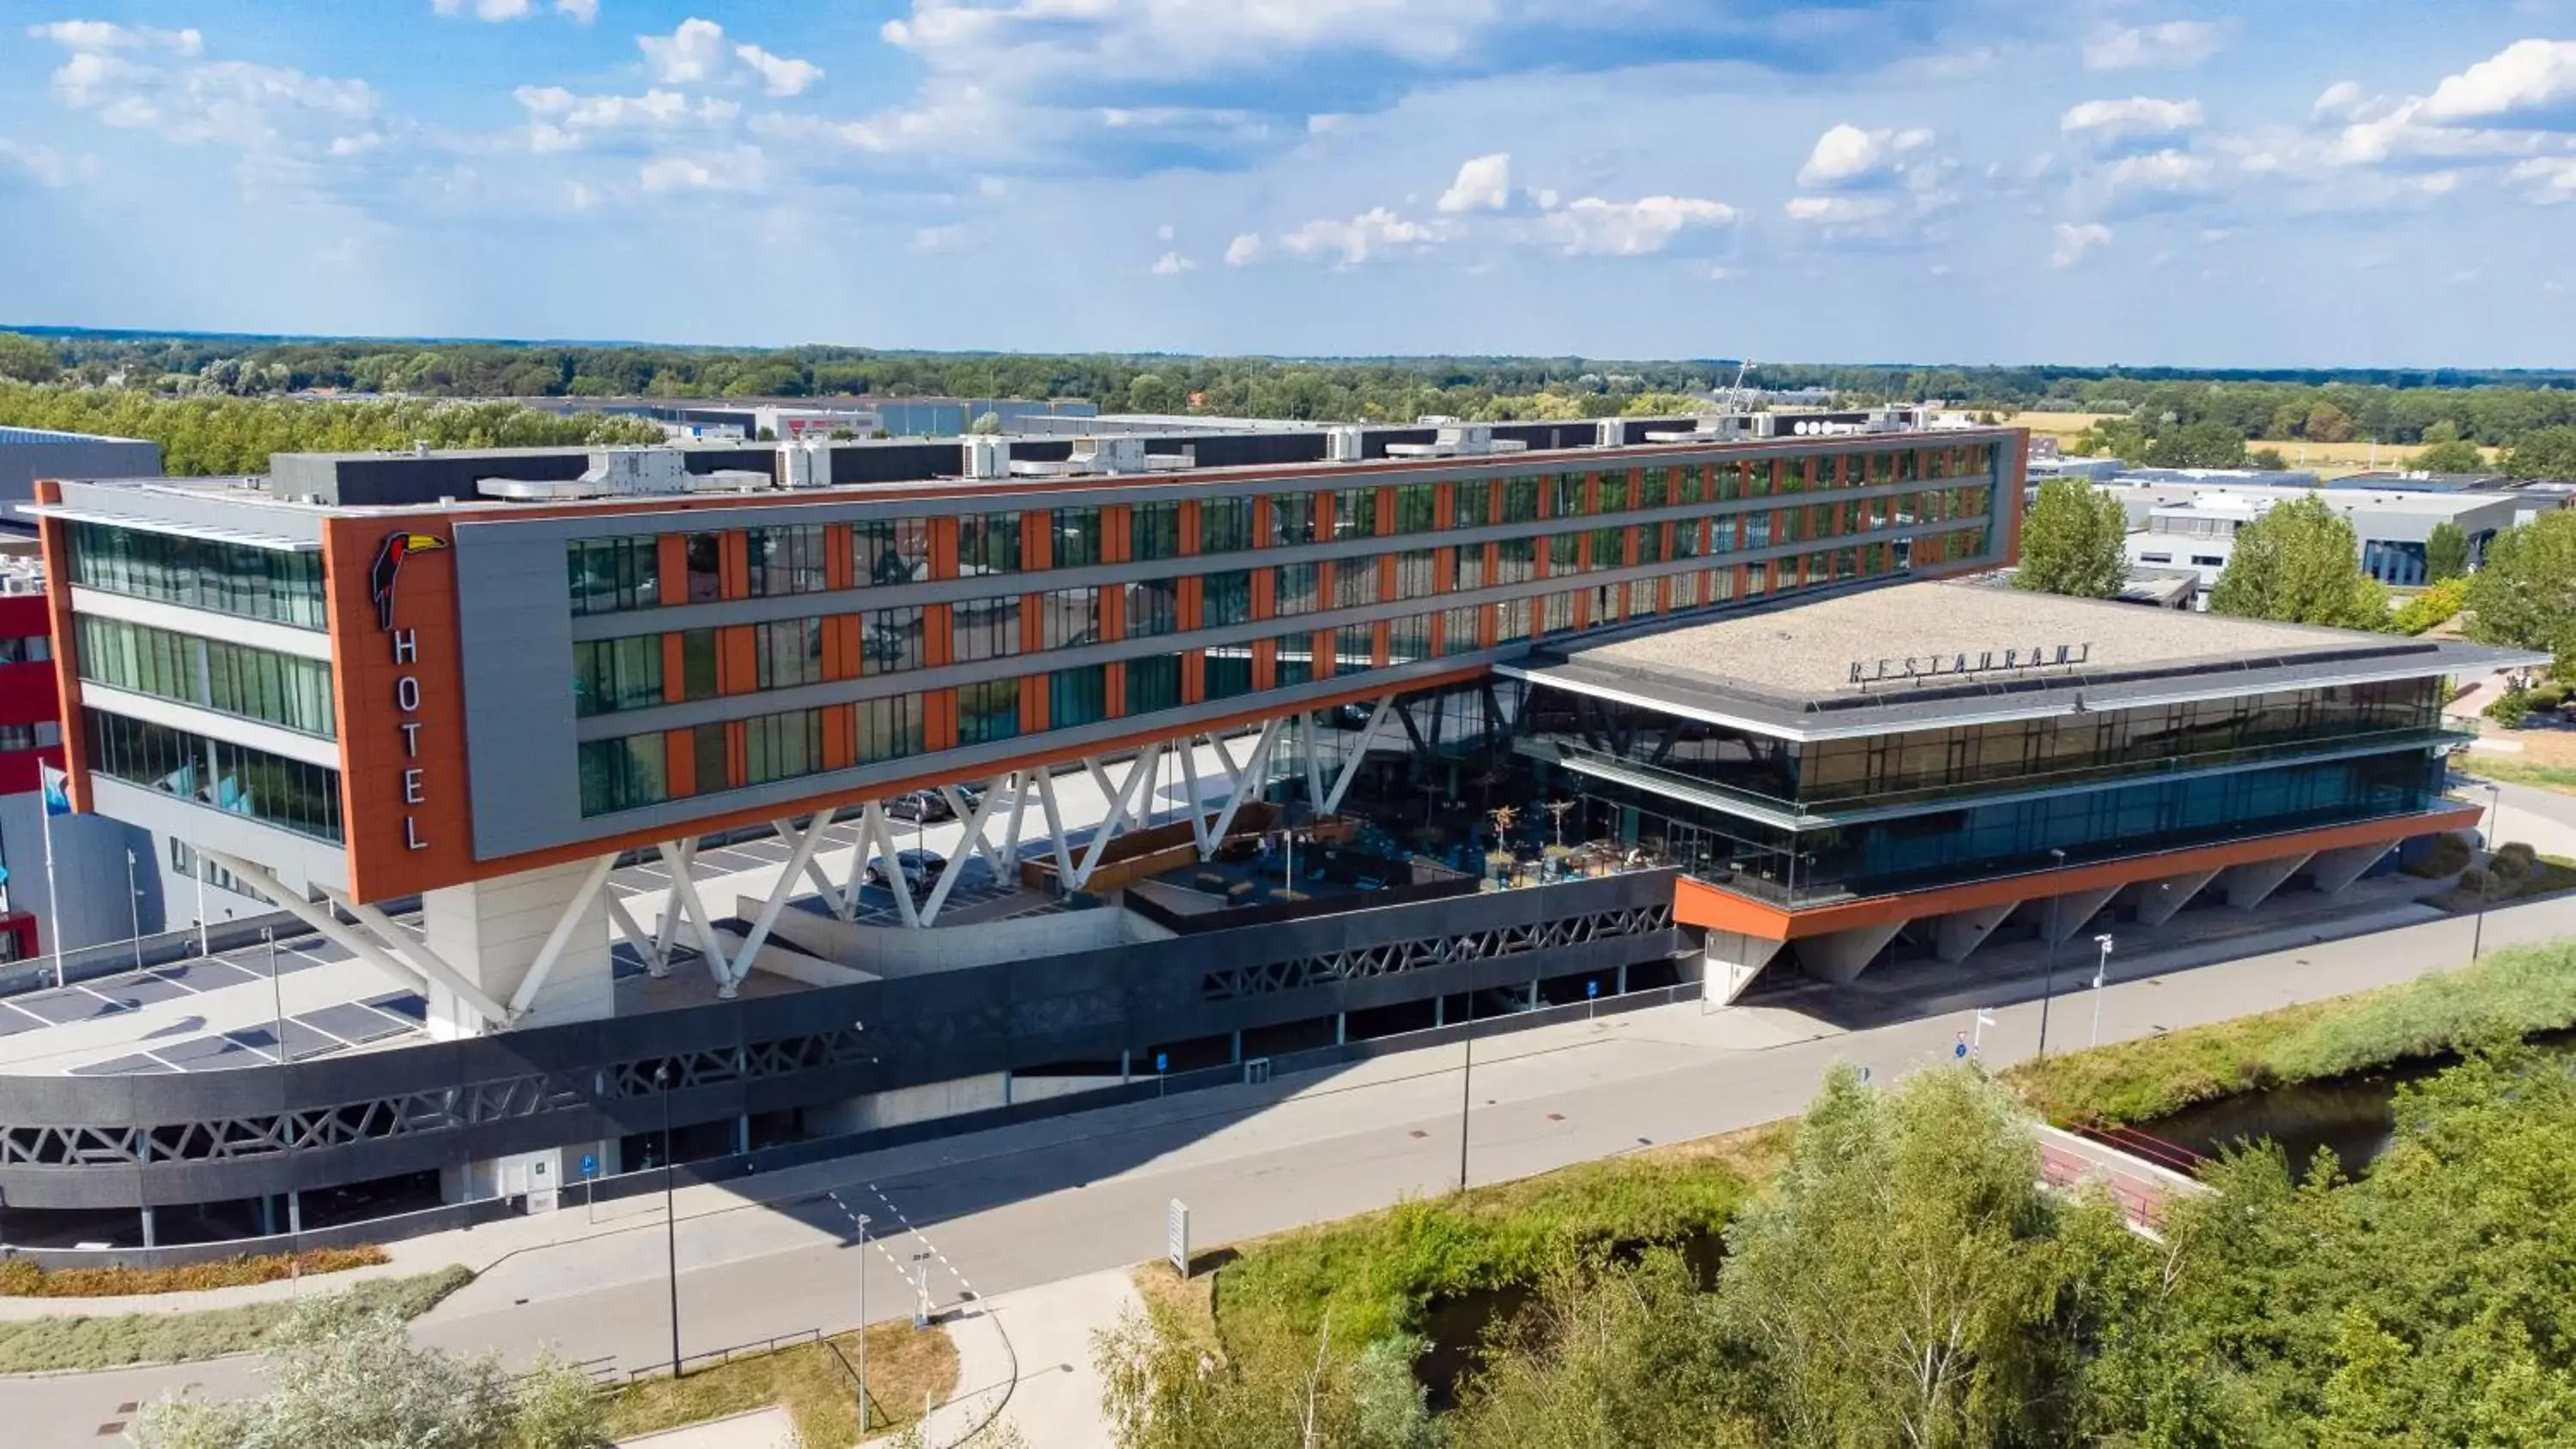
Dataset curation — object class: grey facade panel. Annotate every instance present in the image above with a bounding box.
[456,527,587,862]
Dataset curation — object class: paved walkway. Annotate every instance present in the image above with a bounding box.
[13,890,2576,1446]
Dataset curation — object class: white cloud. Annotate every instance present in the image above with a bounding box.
[1224,232,1264,266]
[640,18,727,84]
[736,42,823,98]
[0,138,74,188]
[557,0,598,20]
[1533,195,1735,256]
[2422,39,2576,123]
[2051,221,2113,266]
[1785,195,1895,223]
[2512,155,2576,202]
[26,21,203,53]
[2083,21,2224,72]
[910,223,965,252]
[2060,96,2205,142]
[432,0,534,19]
[1278,208,1444,266]
[1797,123,1934,188]
[1150,251,1195,275]
[880,0,1500,82]
[2100,149,2214,192]
[1307,113,1349,134]
[638,145,767,192]
[1437,152,1512,212]
[2312,80,2376,123]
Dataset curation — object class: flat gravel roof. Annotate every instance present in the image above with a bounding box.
[1574,579,2342,696]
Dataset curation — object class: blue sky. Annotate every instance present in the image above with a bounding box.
[4,1,2576,366]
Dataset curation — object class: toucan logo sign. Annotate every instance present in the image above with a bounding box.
[371,529,450,852]
[369,530,448,633]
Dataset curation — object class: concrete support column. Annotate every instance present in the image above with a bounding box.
[422,858,615,1034]
[2128,868,2221,926]
[2038,886,2123,944]
[1796,920,1906,986]
[1933,900,2020,965]
[2224,852,2314,911]
[2310,842,2396,896]
[139,1206,155,1249]
[1700,928,1787,1006]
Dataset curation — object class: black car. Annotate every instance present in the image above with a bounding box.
[866,849,949,893]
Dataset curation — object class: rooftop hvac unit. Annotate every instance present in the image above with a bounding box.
[780,439,835,489]
[1595,418,1633,449]
[962,434,1009,479]
[1383,421,1527,459]
[1006,434,1193,477]
[1326,425,1366,462]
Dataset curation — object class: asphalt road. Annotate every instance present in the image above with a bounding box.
[14,889,2568,1445]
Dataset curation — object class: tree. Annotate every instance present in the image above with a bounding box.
[128,1289,599,1449]
[1449,1252,1753,1449]
[2415,438,2486,474]
[2069,415,2145,459]
[2304,403,2358,443]
[2015,478,2130,597]
[2208,494,2391,630]
[2250,446,2290,470]
[2506,426,2576,481]
[2466,510,2576,673]
[0,331,61,385]
[2425,521,2471,582]
[2142,419,2250,469]
[1714,1065,2121,1449]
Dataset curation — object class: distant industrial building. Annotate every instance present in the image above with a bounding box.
[537,397,1101,442]
[2122,484,2563,593]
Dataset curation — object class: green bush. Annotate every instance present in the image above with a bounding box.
[2530,682,2569,713]
[2493,842,2538,880]
[2391,577,2470,634]
[2485,688,2532,726]
[2405,833,2474,878]
[0,1246,387,1298]
[2457,865,2494,897]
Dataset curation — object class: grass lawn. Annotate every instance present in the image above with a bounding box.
[1205,1121,1788,1349]
[598,1319,957,1447]
[2464,755,2576,796]
[2007,938,2576,1125]
[2002,410,2496,481]
[0,1265,471,1373]
[2431,854,2576,912]
[0,1246,388,1299]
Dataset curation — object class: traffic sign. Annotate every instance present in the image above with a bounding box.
[579,1153,598,1178]
[1586,979,1601,998]
[1154,1052,1169,1074]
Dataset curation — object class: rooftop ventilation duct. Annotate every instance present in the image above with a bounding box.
[779,439,835,489]
[1006,434,1193,477]
[962,434,1009,479]
[1383,421,1527,459]
[1643,415,1757,445]
[477,447,771,500]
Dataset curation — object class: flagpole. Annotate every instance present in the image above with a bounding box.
[39,771,64,991]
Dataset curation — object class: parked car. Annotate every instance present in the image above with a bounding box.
[866,849,947,893]
[883,790,954,823]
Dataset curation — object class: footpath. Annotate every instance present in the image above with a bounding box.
[10,888,2576,1448]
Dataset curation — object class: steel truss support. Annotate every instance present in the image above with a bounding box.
[920,780,1012,925]
[507,854,616,1017]
[1321,695,1396,815]
[198,847,516,1033]
[1197,722,1285,858]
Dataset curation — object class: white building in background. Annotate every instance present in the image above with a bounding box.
[2122,484,2561,598]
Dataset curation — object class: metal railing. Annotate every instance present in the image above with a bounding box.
[623,1327,823,1384]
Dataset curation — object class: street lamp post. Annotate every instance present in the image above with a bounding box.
[658,1062,681,1379]
[854,1211,872,1434]
[125,848,142,971]
[2037,848,2068,1059]
[2474,781,2502,961]
[1457,971,1477,1194]
[2090,933,2114,1050]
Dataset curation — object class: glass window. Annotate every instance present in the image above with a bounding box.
[678,628,718,698]
[1050,665,1108,728]
[693,722,729,792]
[952,596,1023,664]
[77,615,339,737]
[0,634,50,664]
[1205,646,1254,700]
[1127,655,1182,716]
[864,607,925,675]
[1334,488,1381,540]
[1200,498,1253,554]
[855,519,930,585]
[746,524,827,597]
[957,512,1022,578]
[1273,562,1319,616]
[1502,476,1540,524]
[1037,587,1099,649]
[1496,538,1536,585]
[1130,501,1181,561]
[1453,479,1492,529]
[1388,613,1431,665]
[1394,549,1437,599]
[1335,622,1376,673]
[957,678,1020,746]
[1267,494,1315,547]
[744,708,823,786]
[1204,570,1253,627]
[1498,597,1533,643]
[1451,544,1488,591]
[1441,606,1483,657]
[1551,474,1587,518]
[87,707,346,840]
[1599,470,1631,512]
[1549,532,1581,576]
[1637,525,1668,566]
[1675,518,1704,559]
[754,616,824,691]
[1129,578,1181,639]
[577,735,668,817]
[683,532,722,603]
[1589,526,1626,570]
[1334,556,1381,609]
[72,522,330,629]
[855,693,924,764]
[571,634,663,718]
[1273,630,1316,687]
[1640,467,1670,508]
[1054,507,1103,567]
[1543,592,1577,633]
[1391,484,1437,535]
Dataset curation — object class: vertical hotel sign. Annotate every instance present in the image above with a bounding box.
[368,530,449,852]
